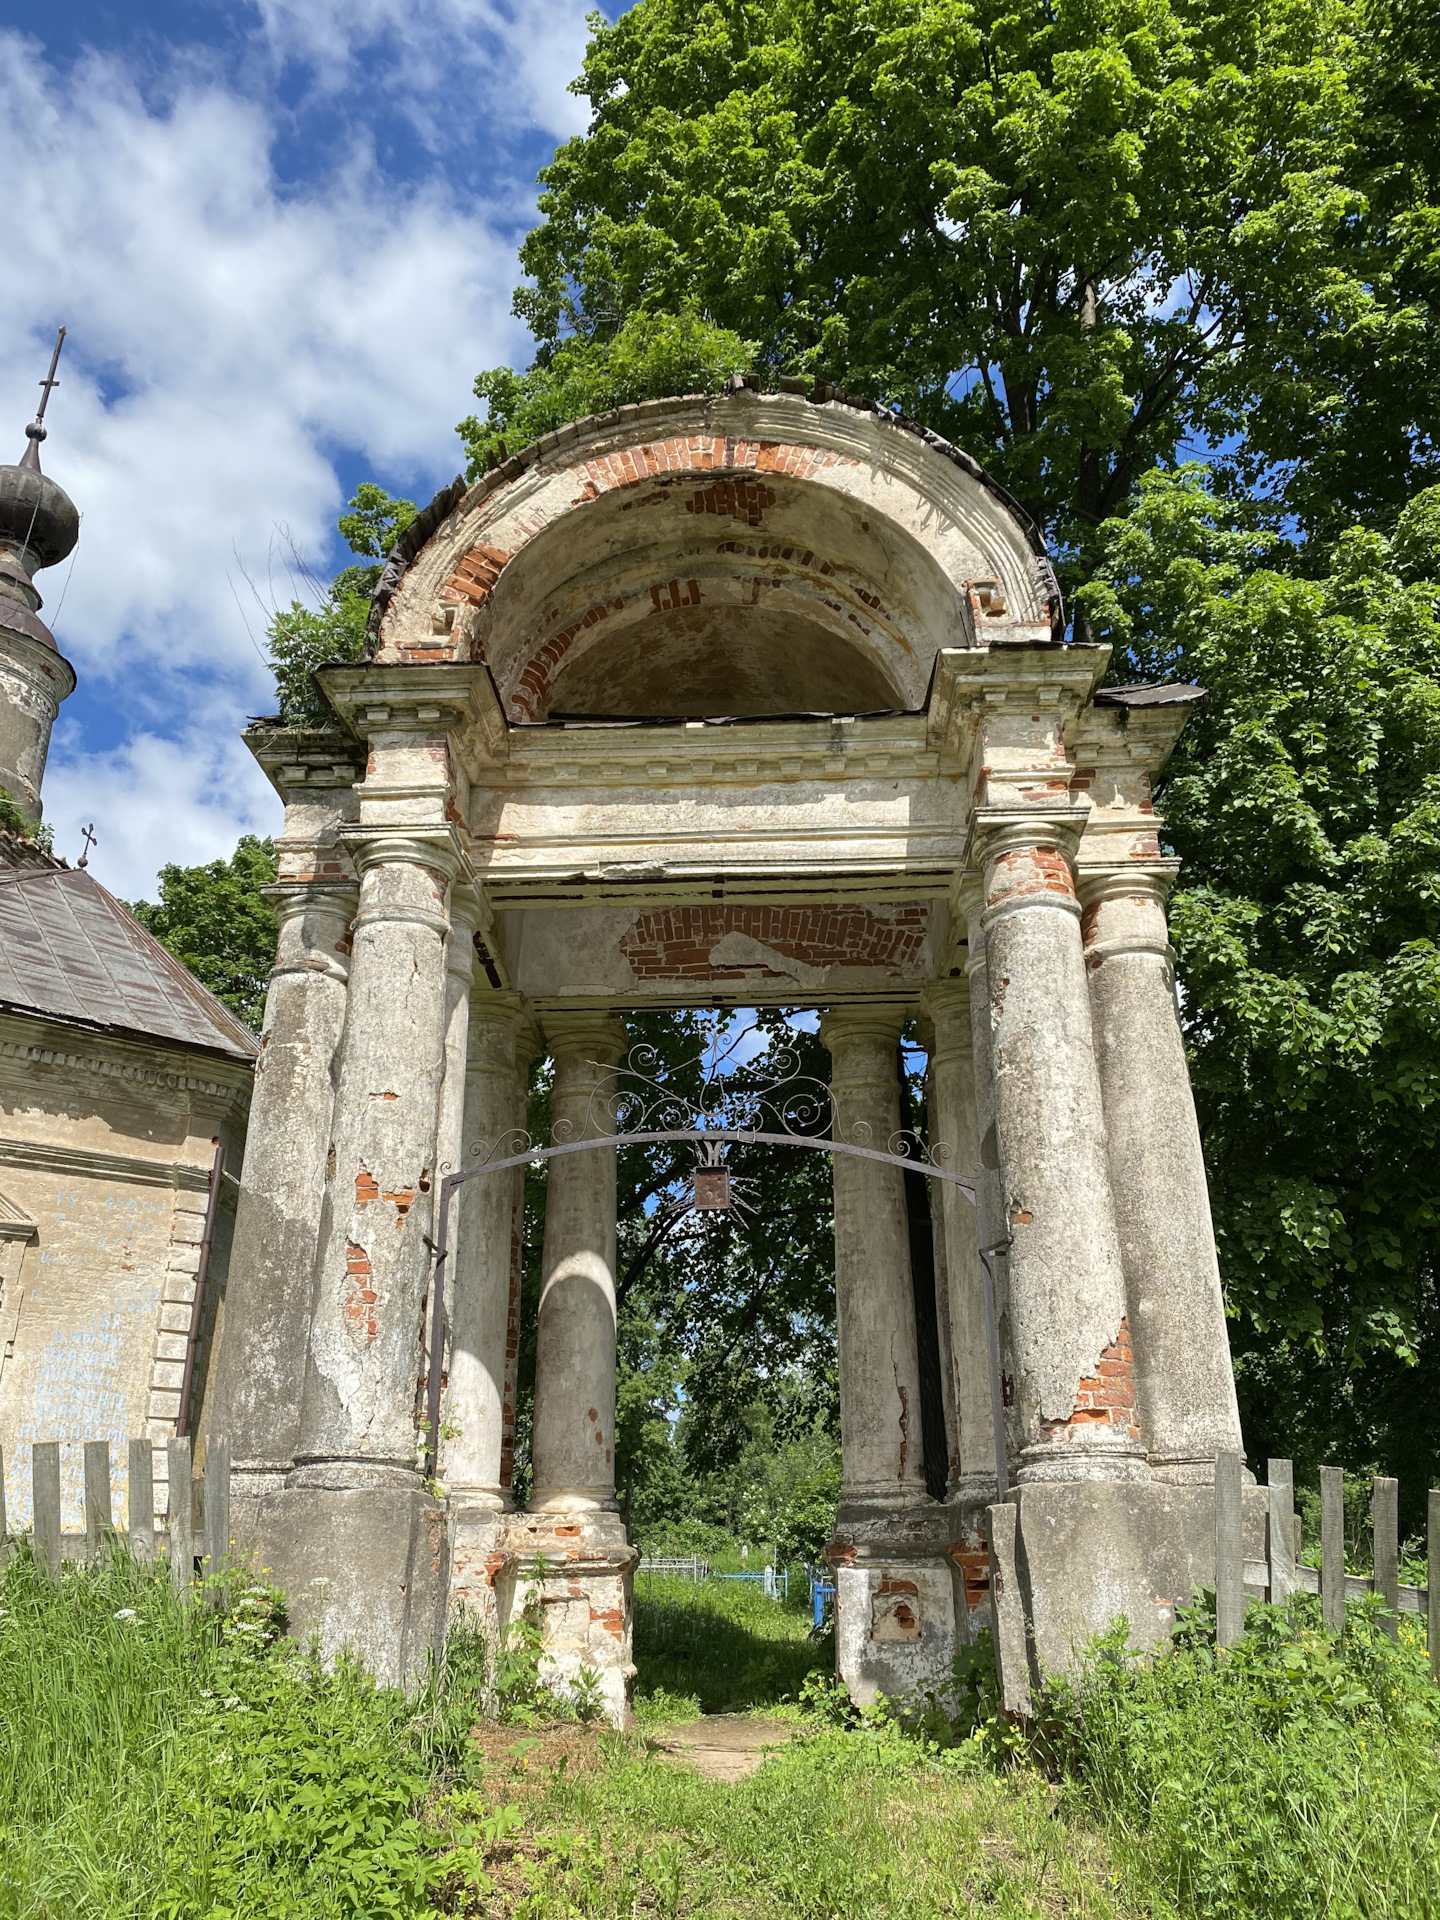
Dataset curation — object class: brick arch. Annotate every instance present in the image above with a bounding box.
[377,396,1053,715]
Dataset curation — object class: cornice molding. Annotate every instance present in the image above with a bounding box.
[0,1133,236,1200]
[0,1013,255,1103]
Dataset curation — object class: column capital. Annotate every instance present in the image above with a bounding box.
[264,884,357,985]
[968,805,1088,870]
[447,883,483,985]
[919,979,973,1060]
[338,823,463,882]
[818,1004,906,1059]
[1078,865,1179,967]
[542,1009,627,1068]
[468,987,534,1041]
[969,808,1086,931]
[1075,861,1179,911]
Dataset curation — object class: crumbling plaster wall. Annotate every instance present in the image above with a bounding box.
[0,1011,249,1527]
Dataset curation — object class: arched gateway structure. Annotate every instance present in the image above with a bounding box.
[213,387,1245,1715]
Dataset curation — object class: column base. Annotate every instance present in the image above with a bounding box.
[227,1463,290,1568]
[826,1503,965,1709]
[254,1481,450,1691]
[1007,1479,1270,1678]
[502,1508,639,1726]
[1149,1456,1226,1486]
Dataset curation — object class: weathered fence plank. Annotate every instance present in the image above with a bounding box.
[167,1435,192,1598]
[1430,1488,1439,1684]
[1372,1476,1400,1640]
[1268,1458,1297,1602]
[32,1442,61,1579]
[1215,1450,1244,1646]
[128,1438,154,1566]
[1320,1465,1345,1632]
[203,1438,230,1609]
[83,1440,112,1562]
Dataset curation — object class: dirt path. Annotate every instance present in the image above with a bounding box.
[651,1714,798,1783]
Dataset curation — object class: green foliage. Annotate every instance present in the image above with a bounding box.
[128,834,279,1032]
[512,0,1431,561]
[1081,470,1440,1508]
[0,785,52,852]
[336,481,417,561]
[265,483,417,726]
[266,590,369,727]
[456,305,756,479]
[0,1549,520,1920]
[1046,1596,1440,1919]
[631,1569,828,1714]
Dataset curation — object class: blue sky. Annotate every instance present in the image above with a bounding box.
[1,0,616,896]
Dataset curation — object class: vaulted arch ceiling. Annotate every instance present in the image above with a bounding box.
[376,391,1056,722]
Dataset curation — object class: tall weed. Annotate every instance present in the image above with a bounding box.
[1044,1595,1440,1920]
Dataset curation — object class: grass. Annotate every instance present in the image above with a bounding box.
[630,1569,827,1717]
[470,1721,1136,1918]
[2,1548,1438,1919]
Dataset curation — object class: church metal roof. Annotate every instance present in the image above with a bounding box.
[0,865,257,1062]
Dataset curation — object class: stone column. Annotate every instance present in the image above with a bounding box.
[266,832,457,1685]
[443,990,533,1510]
[820,1008,930,1516]
[975,814,1148,1484]
[920,980,995,1503]
[1079,871,1243,1481]
[211,884,354,1519]
[529,1012,626,1513]
[510,1009,636,1725]
[434,886,480,1227]
[821,1007,959,1706]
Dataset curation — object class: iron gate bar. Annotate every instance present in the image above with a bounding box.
[422,1128,998,1481]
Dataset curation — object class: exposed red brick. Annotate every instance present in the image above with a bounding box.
[620,903,929,981]
[342,1242,378,1344]
[1040,1317,1141,1445]
[354,1165,380,1206]
[987,845,1076,907]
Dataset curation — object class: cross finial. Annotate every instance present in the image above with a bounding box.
[20,327,66,472]
[77,822,96,869]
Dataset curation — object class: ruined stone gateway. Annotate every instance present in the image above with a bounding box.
[210,387,1246,1713]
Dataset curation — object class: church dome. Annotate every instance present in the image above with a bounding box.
[0,449,80,574]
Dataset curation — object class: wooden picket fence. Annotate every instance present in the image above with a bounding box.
[1215,1453,1440,1678]
[0,1434,231,1605]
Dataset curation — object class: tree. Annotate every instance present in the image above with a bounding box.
[457,305,756,479]
[129,836,280,1032]
[265,485,417,726]
[1081,470,1440,1517]
[511,0,1419,566]
[506,1011,839,1510]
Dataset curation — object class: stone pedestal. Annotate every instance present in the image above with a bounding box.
[1009,1478,1270,1675]
[821,1008,958,1703]
[262,832,456,1686]
[212,884,353,1545]
[975,815,1149,1486]
[1080,872,1243,1482]
[504,1508,639,1725]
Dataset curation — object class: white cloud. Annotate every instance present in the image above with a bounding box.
[41,723,282,905]
[252,0,598,143]
[0,16,588,891]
